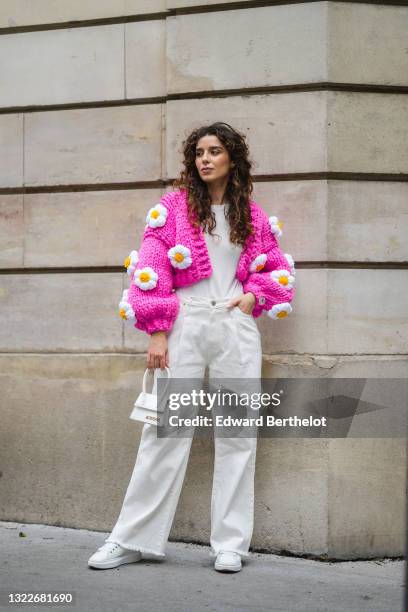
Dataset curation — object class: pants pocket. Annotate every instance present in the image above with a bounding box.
[234,306,254,319]
[229,308,262,374]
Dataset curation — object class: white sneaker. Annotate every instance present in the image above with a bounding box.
[214,550,242,573]
[88,542,142,569]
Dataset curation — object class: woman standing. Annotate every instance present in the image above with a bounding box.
[88,122,295,572]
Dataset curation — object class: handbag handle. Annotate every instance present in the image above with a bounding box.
[142,367,171,394]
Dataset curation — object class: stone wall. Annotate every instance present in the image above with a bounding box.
[0,1,407,559]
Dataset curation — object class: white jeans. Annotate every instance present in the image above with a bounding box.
[105,295,262,558]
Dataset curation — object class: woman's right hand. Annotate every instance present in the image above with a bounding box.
[147,331,169,370]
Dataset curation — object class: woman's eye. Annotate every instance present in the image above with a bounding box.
[195,149,221,156]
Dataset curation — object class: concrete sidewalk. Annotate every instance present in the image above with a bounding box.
[0,521,404,612]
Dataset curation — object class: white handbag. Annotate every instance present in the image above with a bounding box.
[129,367,171,426]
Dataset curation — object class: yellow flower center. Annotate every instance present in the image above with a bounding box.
[139,272,151,282]
[124,256,130,268]
[278,221,283,229]
[256,263,265,271]
[119,308,127,320]
[174,253,184,262]
[277,310,287,318]
[279,276,288,285]
[150,210,159,219]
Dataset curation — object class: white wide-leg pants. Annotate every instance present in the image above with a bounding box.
[105,296,262,558]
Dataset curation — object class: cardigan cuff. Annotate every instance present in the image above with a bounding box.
[243,283,266,318]
[135,315,177,336]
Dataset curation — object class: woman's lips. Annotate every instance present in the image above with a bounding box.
[202,168,213,172]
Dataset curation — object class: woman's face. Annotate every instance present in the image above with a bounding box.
[195,134,233,185]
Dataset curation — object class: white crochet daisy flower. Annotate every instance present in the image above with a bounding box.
[266,302,292,320]
[123,250,139,279]
[146,203,168,228]
[118,289,136,323]
[133,267,158,290]
[249,254,267,273]
[269,215,283,238]
[284,253,296,276]
[270,269,295,290]
[167,244,192,269]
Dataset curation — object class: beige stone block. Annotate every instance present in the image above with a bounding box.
[0,114,23,187]
[166,92,328,177]
[3,268,403,356]
[0,273,123,351]
[262,355,408,380]
[23,189,163,267]
[126,20,166,99]
[324,356,408,379]
[167,0,250,6]
[0,195,24,267]
[253,179,408,263]
[167,3,327,93]
[328,269,408,354]
[328,439,406,558]
[15,180,408,274]
[125,0,166,14]
[252,181,328,262]
[168,91,408,177]
[328,181,408,262]
[328,92,408,174]
[25,104,162,185]
[0,1,166,28]
[0,353,405,557]
[259,269,328,356]
[254,439,329,555]
[0,25,124,108]
[169,1,408,87]
[260,267,408,355]
[0,354,147,526]
[329,2,408,86]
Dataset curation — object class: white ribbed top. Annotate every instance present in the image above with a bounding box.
[176,203,244,300]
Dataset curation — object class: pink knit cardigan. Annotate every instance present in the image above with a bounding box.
[119,188,296,335]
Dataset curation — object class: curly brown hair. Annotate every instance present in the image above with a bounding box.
[172,122,255,246]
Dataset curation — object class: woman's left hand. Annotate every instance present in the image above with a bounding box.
[228,292,256,315]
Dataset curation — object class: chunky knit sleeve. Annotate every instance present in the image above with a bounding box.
[120,198,179,335]
[242,210,296,320]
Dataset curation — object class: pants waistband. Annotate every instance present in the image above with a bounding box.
[180,296,233,309]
